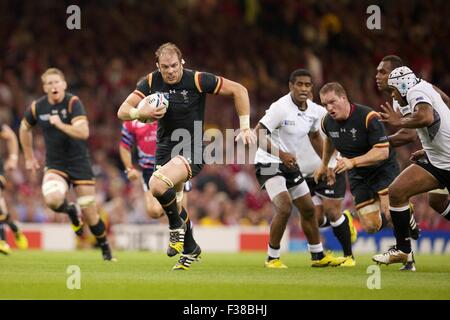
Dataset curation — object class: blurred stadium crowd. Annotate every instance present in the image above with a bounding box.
[0,0,449,233]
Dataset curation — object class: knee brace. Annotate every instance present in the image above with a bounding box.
[357,201,382,233]
[42,180,68,197]
[357,201,381,216]
[152,171,174,188]
[77,195,96,209]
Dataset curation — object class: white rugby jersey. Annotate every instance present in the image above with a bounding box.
[255,95,324,165]
[296,106,338,177]
[406,80,450,170]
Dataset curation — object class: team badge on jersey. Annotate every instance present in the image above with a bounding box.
[180,90,189,103]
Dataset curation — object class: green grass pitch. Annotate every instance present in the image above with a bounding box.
[1,250,449,300]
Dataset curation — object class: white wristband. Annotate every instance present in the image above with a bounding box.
[129,108,139,120]
[9,154,18,160]
[239,115,250,130]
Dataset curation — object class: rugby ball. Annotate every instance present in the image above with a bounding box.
[137,92,169,123]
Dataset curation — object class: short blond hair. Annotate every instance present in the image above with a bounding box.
[319,82,348,98]
[155,42,183,63]
[41,68,65,84]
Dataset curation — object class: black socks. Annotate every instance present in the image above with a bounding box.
[156,188,183,229]
[390,206,412,253]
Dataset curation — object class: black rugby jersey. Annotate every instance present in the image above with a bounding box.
[134,69,222,146]
[23,93,91,166]
[321,103,395,172]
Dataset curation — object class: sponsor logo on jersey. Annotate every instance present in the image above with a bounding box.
[399,106,412,116]
[329,131,339,138]
[39,114,51,121]
[282,120,295,126]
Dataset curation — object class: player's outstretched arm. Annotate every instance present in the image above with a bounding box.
[308,130,323,159]
[19,120,40,173]
[118,93,165,122]
[314,136,335,184]
[410,149,426,162]
[388,128,417,147]
[118,93,143,121]
[219,78,256,145]
[335,146,389,174]
[119,144,139,181]
[0,124,19,170]
[321,136,335,169]
[380,102,434,128]
[254,123,277,155]
[254,123,296,168]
